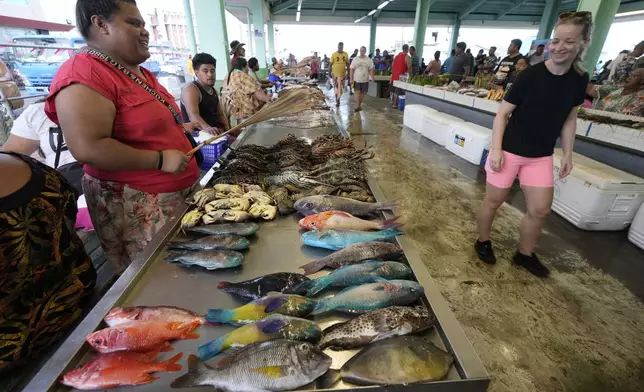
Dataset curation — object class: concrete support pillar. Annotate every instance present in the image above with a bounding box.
[251,0,267,67]
[449,18,461,52]
[536,0,561,40]
[369,17,377,56]
[412,0,430,61]
[577,0,620,72]
[182,0,198,54]
[193,0,230,79]
[267,19,276,59]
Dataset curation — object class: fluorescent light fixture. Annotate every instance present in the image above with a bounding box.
[615,10,644,17]
[368,9,377,16]
[354,16,367,23]
[296,11,301,21]
[297,0,303,12]
[377,1,390,10]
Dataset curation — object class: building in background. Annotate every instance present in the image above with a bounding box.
[0,0,75,41]
[146,8,190,51]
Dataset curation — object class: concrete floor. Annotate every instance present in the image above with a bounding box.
[331,90,644,392]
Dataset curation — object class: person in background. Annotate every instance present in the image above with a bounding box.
[323,54,330,70]
[350,49,359,63]
[310,52,321,80]
[475,49,486,74]
[494,39,524,87]
[287,53,297,68]
[186,54,194,80]
[270,57,278,74]
[476,11,590,278]
[612,41,644,84]
[230,40,246,68]
[410,46,420,75]
[528,44,546,65]
[373,49,384,71]
[223,57,272,122]
[590,66,643,116]
[330,42,350,107]
[390,44,412,108]
[348,49,359,95]
[2,101,84,194]
[480,46,499,75]
[465,48,475,75]
[350,45,374,112]
[46,0,200,274]
[441,49,456,74]
[596,59,613,83]
[421,58,426,71]
[506,57,529,87]
[0,152,96,378]
[449,42,470,82]
[608,49,630,82]
[247,57,274,89]
[426,51,441,75]
[180,53,230,137]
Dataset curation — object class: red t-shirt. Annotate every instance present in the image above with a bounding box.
[391,52,409,82]
[310,58,320,74]
[45,53,199,194]
[231,55,238,68]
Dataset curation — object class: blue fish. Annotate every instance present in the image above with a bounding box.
[311,280,424,315]
[301,228,403,250]
[295,261,412,297]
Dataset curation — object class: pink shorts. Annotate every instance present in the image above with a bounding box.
[485,151,553,188]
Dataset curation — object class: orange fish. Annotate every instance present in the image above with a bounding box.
[86,321,199,354]
[60,351,183,390]
[104,306,206,327]
[299,210,402,231]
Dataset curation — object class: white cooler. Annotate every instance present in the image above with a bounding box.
[403,105,436,133]
[552,149,644,231]
[445,122,492,165]
[420,111,465,146]
[628,204,644,250]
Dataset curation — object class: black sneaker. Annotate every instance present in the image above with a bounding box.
[513,251,550,278]
[474,240,497,265]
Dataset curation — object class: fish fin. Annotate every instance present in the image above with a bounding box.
[213,347,244,368]
[380,216,404,230]
[216,281,232,290]
[198,336,227,361]
[310,300,332,315]
[160,342,175,352]
[381,228,404,237]
[145,349,161,361]
[206,309,234,324]
[161,352,185,372]
[263,297,288,313]
[135,374,159,385]
[299,259,328,275]
[251,365,287,379]
[291,279,314,294]
[316,369,342,389]
[375,200,397,212]
[170,355,215,389]
[257,318,286,333]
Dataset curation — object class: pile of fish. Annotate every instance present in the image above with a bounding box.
[61,306,205,390]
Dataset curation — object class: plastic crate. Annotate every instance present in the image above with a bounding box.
[200,136,228,170]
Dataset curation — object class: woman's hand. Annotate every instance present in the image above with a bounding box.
[183,121,202,134]
[161,150,190,173]
[488,148,504,172]
[559,154,573,179]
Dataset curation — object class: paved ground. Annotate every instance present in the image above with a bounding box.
[330,89,644,392]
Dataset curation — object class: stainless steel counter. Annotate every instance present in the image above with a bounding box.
[25,120,489,392]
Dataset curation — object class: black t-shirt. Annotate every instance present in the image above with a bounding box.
[494,54,524,86]
[502,62,588,158]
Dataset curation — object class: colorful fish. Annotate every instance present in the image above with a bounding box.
[206,294,317,326]
[86,321,199,354]
[299,210,402,231]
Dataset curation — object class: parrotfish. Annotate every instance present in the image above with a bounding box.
[206,294,317,326]
[301,228,403,250]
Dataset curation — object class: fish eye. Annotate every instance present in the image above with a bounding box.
[300,344,310,351]
[311,222,316,226]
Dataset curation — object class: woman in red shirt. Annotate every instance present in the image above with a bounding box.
[46,0,199,274]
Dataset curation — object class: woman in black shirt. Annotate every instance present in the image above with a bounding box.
[475,12,591,277]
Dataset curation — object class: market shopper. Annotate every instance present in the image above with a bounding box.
[494,39,525,87]
[475,11,591,278]
[373,49,386,71]
[391,44,412,108]
[223,57,272,122]
[528,44,546,65]
[350,46,374,112]
[310,52,321,80]
[448,42,470,82]
[426,50,441,75]
[180,53,230,136]
[608,49,630,82]
[230,40,246,68]
[330,42,350,107]
[612,41,644,84]
[410,46,420,75]
[441,49,456,74]
[46,0,200,274]
[0,152,96,377]
[590,66,643,116]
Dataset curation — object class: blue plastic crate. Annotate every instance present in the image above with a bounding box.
[200,136,228,170]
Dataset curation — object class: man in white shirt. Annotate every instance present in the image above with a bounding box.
[349,46,375,112]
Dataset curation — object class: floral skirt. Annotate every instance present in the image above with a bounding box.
[82,175,194,275]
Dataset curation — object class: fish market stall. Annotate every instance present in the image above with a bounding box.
[26,118,489,392]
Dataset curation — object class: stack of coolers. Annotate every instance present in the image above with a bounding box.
[551,149,644,232]
[445,122,493,165]
[403,105,436,133]
[421,111,465,146]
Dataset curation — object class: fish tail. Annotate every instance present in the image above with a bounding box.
[310,299,333,315]
[160,352,184,372]
[206,309,234,324]
[170,355,215,389]
[299,259,327,275]
[375,200,397,212]
[198,336,228,361]
[316,369,342,389]
[379,216,404,230]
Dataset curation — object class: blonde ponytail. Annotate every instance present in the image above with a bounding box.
[556,11,593,75]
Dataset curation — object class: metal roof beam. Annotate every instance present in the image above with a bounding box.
[273,0,300,14]
[496,0,529,19]
[460,0,489,19]
[331,0,339,15]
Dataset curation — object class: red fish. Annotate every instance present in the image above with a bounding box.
[86,321,199,354]
[104,306,206,327]
[60,351,183,390]
[299,210,402,231]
